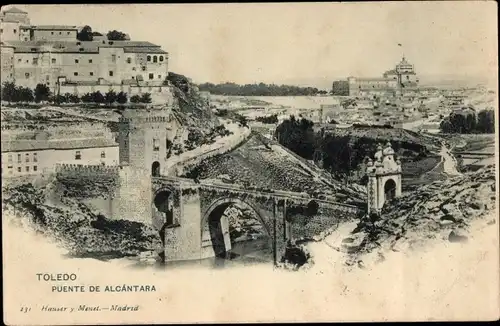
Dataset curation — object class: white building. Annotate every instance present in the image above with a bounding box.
[1,137,119,178]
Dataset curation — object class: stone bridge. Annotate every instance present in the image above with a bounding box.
[151,176,362,265]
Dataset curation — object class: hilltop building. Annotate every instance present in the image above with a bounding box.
[1,7,171,104]
[346,56,420,97]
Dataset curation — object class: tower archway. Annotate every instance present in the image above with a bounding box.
[152,161,160,177]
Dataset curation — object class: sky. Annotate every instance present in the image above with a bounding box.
[6,2,498,89]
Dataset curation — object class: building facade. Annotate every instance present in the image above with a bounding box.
[1,7,171,103]
[1,138,119,178]
[347,56,420,97]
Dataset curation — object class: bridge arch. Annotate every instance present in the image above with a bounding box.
[201,197,272,259]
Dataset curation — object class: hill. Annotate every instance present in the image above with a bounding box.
[339,164,496,266]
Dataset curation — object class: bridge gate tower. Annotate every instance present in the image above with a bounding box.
[113,109,175,225]
[366,142,402,214]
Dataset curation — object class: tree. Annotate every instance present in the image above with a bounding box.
[54,94,67,103]
[116,91,128,104]
[67,93,80,103]
[105,90,117,105]
[34,84,51,103]
[130,95,141,103]
[275,116,316,159]
[106,30,129,41]
[81,93,93,103]
[140,93,152,103]
[331,80,349,96]
[77,25,93,41]
[477,109,495,133]
[255,114,278,124]
[18,87,34,103]
[91,91,105,104]
[1,81,17,103]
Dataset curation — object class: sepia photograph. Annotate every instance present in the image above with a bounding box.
[1,2,498,324]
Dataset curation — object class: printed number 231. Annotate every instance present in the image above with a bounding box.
[20,306,31,313]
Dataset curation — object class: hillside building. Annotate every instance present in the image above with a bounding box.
[1,7,171,103]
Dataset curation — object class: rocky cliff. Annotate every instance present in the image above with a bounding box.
[2,183,162,261]
[341,164,496,266]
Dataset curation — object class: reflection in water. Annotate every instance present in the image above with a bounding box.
[112,238,273,271]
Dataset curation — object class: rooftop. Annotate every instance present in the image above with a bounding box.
[2,7,28,14]
[30,25,80,31]
[0,17,22,23]
[4,40,166,54]
[1,137,118,153]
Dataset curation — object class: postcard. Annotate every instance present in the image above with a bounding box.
[1,2,499,324]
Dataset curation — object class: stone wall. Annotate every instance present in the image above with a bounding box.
[166,126,251,176]
[111,166,153,224]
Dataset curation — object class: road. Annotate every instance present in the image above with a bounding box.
[439,142,462,176]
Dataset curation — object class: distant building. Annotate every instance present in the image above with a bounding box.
[1,7,171,104]
[346,56,420,97]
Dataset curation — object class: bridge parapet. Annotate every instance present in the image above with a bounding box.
[153,175,361,214]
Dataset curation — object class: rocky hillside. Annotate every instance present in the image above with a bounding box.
[2,182,162,261]
[340,165,496,266]
[183,132,367,207]
[168,72,219,131]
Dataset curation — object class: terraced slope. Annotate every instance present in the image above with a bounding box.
[182,132,366,207]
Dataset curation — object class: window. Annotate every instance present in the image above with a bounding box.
[17,154,21,163]
[149,73,154,80]
[0,29,2,33]
[109,71,114,77]
[25,153,29,162]
[89,59,92,63]
[34,166,38,171]
[18,167,21,173]
[153,56,158,63]
[51,32,54,35]
[51,58,56,64]
[127,57,132,64]
[18,59,21,63]
[33,153,37,162]
[89,72,94,76]
[147,55,151,62]
[26,166,30,172]
[153,139,159,151]
[74,72,78,76]
[159,56,163,62]
[111,54,116,63]
[67,32,70,35]
[101,151,106,158]
[25,73,30,79]
[75,151,81,160]
[141,66,146,71]
[32,58,38,65]
[59,32,62,35]
[13,29,17,34]
[132,67,136,71]
[75,59,79,63]
[8,155,12,163]
[158,75,161,79]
